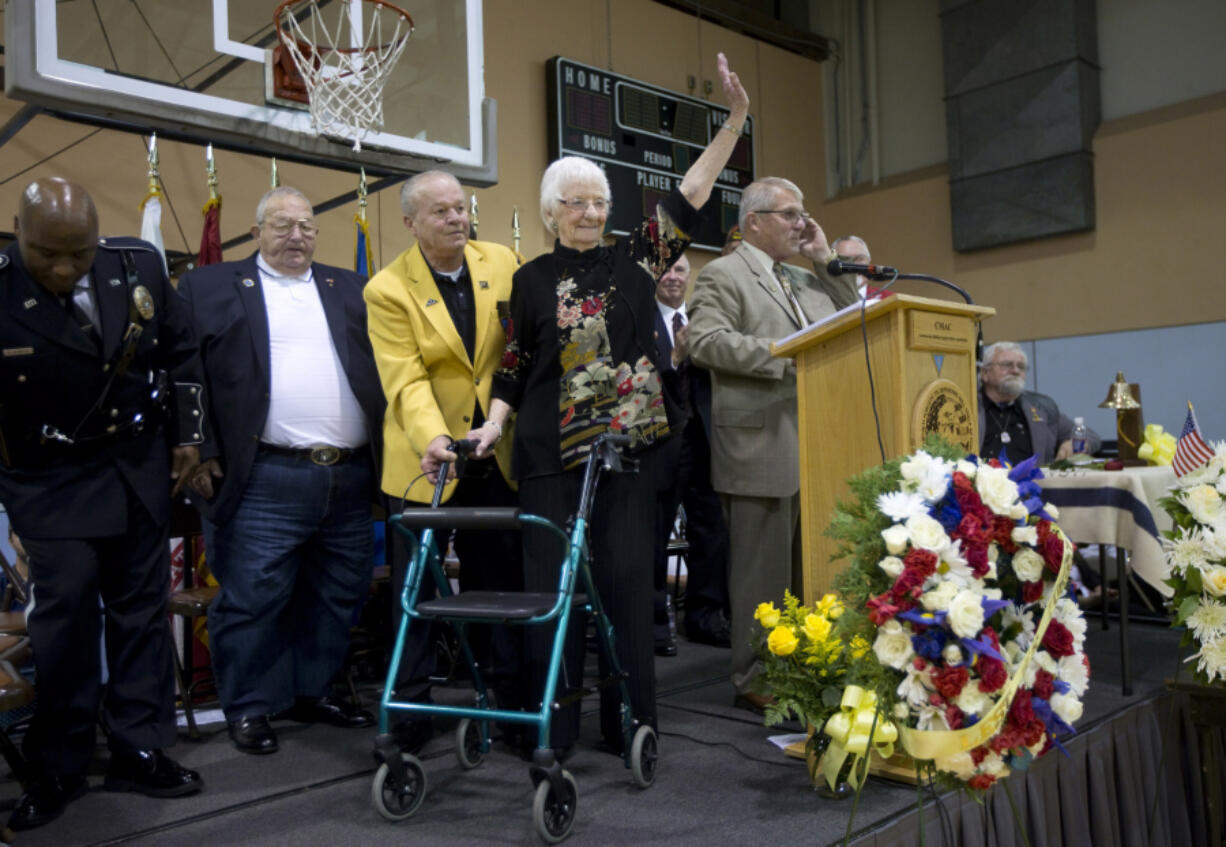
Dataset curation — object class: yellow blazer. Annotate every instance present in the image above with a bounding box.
[364,239,518,503]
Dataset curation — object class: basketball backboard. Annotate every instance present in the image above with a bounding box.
[5,0,497,184]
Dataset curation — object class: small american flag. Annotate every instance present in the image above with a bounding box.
[1173,404,1216,477]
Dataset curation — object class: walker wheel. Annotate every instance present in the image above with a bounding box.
[532,769,578,843]
[455,718,485,769]
[630,725,659,788]
[371,753,427,821]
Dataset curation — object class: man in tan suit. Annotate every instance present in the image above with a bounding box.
[688,177,857,706]
[364,170,523,751]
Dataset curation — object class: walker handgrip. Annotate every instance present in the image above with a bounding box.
[601,434,631,448]
[396,507,522,530]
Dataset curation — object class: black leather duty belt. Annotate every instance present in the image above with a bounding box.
[258,443,360,466]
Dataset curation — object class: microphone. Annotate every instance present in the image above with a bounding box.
[826,259,898,280]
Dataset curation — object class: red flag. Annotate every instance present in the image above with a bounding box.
[198,196,223,266]
[1173,404,1216,477]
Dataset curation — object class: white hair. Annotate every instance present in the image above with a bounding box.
[738,177,803,230]
[400,170,462,217]
[539,156,611,230]
[255,186,311,225]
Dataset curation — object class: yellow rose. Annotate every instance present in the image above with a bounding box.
[767,625,799,656]
[817,593,844,619]
[755,602,781,628]
[802,613,832,643]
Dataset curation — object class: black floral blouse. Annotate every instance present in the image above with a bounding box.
[491,188,701,476]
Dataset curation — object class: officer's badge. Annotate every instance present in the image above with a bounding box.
[132,285,155,320]
[109,278,122,287]
[22,298,36,309]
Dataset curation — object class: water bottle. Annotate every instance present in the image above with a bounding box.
[1071,417,1090,464]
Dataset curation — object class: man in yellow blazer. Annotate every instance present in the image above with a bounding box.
[364,170,523,753]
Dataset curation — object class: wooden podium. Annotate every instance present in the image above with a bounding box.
[771,294,995,603]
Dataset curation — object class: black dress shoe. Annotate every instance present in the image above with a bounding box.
[687,622,732,648]
[279,695,375,729]
[654,637,678,657]
[8,775,88,831]
[391,719,435,755]
[228,715,279,754]
[104,749,203,798]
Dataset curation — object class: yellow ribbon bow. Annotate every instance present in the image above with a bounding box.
[820,685,898,791]
[1137,423,1176,466]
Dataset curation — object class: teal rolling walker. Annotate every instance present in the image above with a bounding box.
[370,433,659,843]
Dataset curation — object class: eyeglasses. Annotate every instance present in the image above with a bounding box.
[753,209,812,224]
[558,198,610,213]
[988,361,1028,373]
[265,218,319,237]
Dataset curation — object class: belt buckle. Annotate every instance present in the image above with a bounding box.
[309,445,340,466]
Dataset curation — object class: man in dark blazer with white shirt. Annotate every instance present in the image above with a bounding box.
[179,187,385,755]
[688,177,857,708]
[652,253,731,655]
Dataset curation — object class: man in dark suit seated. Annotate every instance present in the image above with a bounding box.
[179,187,385,754]
[978,341,1100,465]
[0,178,205,830]
[652,253,732,655]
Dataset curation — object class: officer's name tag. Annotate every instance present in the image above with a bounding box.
[2,347,34,357]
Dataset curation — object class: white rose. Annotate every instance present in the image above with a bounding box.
[878,556,905,578]
[921,580,960,612]
[882,524,910,555]
[1183,484,1226,525]
[906,514,949,552]
[955,682,991,717]
[1011,525,1038,546]
[900,450,936,483]
[955,459,978,478]
[1011,547,1046,582]
[1201,565,1226,597]
[981,752,1009,778]
[943,643,964,665]
[872,619,914,670]
[976,465,1021,515]
[947,589,985,639]
[1044,502,1060,520]
[935,751,977,780]
[1050,692,1084,725]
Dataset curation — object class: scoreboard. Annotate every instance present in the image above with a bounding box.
[547,57,755,251]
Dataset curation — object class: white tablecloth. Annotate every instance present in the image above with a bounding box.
[1037,465,1176,595]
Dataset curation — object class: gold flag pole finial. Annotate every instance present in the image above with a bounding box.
[512,206,521,255]
[205,144,219,201]
[469,193,479,239]
[270,157,279,188]
[357,168,369,224]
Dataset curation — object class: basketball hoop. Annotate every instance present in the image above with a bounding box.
[274,0,414,152]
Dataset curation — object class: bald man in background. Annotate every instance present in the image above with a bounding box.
[0,178,206,830]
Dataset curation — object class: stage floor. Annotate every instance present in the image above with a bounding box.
[0,616,1189,846]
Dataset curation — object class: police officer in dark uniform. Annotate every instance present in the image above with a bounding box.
[0,177,206,831]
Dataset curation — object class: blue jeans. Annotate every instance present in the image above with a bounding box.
[205,448,374,719]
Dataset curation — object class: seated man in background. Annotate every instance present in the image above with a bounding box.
[978,341,1101,464]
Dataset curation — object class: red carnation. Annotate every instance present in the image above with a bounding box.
[977,656,1007,692]
[500,350,518,369]
[968,773,996,791]
[966,545,991,578]
[969,746,988,766]
[1041,620,1075,657]
[993,516,1019,553]
[893,568,926,599]
[1022,717,1047,748]
[933,665,970,701]
[1042,535,1065,573]
[1033,669,1055,700]
[1022,580,1044,603]
[1008,689,1036,728]
[944,704,965,730]
[903,548,938,578]
[581,296,603,315]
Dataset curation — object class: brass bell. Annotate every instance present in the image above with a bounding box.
[1098,372,1140,410]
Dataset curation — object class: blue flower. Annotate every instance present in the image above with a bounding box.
[911,627,948,661]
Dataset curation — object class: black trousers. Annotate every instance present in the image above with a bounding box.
[21,498,176,778]
[389,466,525,712]
[654,417,731,636]
[519,449,657,750]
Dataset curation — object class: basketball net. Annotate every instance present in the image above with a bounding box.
[275,0,414,152]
